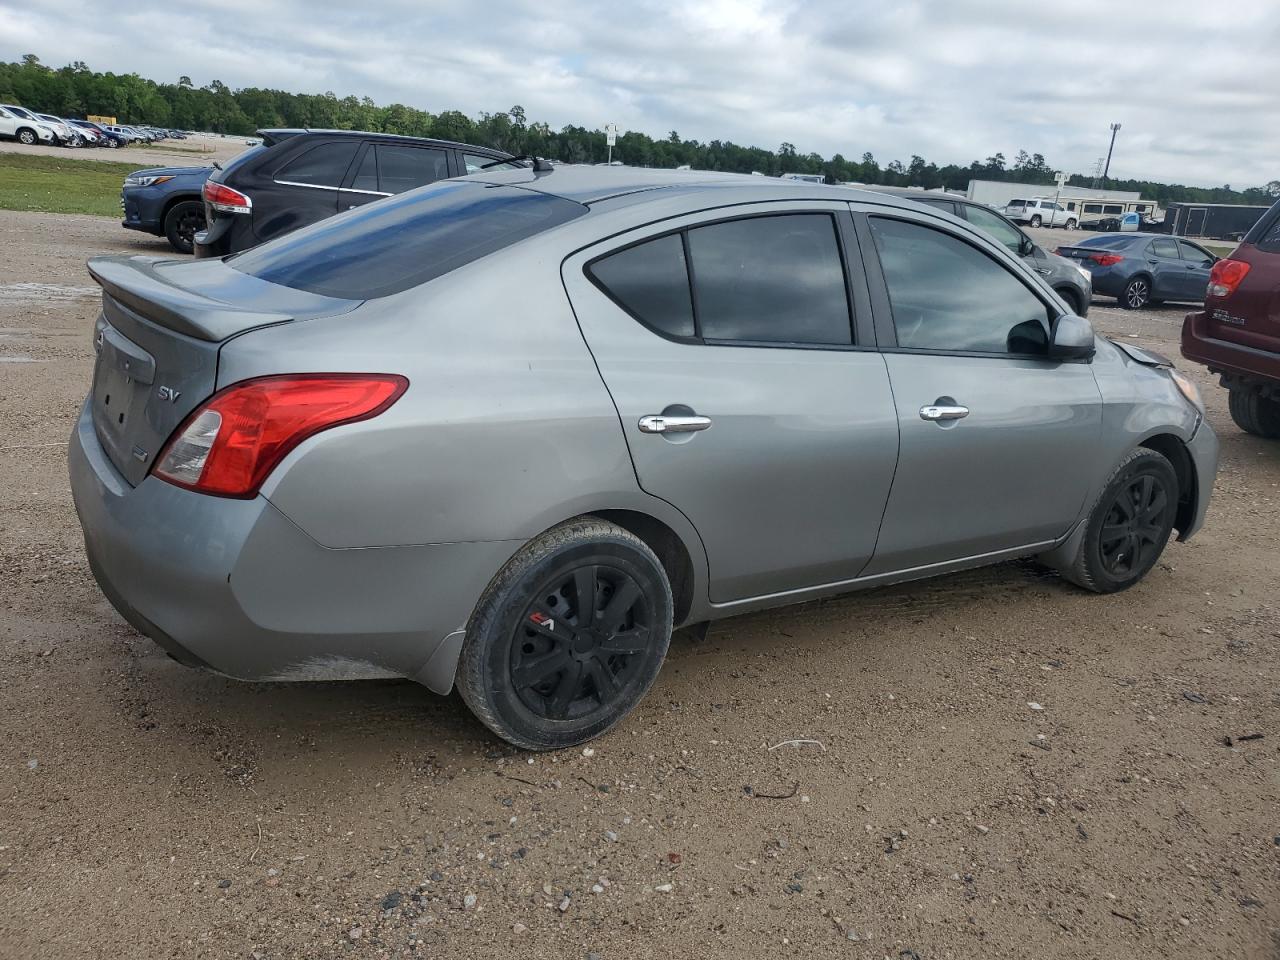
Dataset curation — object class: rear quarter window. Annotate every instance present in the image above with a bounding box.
[229,181,586,299]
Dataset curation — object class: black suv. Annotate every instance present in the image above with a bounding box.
[194,129,520,258]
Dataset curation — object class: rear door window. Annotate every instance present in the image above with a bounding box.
[276,141,360,187]
[587,235,694,339]
[687,214,852,345]
[1150,238,1179,259]
[1177,240,1211,263]
[230,181,586,299]
[376,145,450,193]
[868,217,1051,356]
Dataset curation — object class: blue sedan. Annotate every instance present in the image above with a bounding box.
[1055,233,1218,309]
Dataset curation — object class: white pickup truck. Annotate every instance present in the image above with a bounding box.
[1003,198,1078,229]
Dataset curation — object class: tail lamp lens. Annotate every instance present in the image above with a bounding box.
[1207,258,1251,299]
[153,374,409,498]
[202,180,253,214]
[1088,253,1124,266]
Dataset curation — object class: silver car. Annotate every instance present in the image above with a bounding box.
[70,168,1218,750]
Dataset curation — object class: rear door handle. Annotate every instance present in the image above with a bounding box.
[919,404,969,422]
[638,414,712,434]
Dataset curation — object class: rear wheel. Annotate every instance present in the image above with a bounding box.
[456,517,673,750]
[163,200,205,255]
[1228,389,1280,439]
[1121,276,1151,309]
[1030,215,1043,227]
[1060,447,1178,593]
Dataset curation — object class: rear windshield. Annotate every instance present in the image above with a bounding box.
[1077,235,1137,250]
[229,181,586,299]
[1007,199,1027,207]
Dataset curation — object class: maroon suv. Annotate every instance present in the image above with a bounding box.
[1182,198,1280,438]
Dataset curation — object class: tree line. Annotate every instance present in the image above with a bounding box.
[3,54,1276,206]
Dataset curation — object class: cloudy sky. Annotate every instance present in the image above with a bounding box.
[3,0,1277,188]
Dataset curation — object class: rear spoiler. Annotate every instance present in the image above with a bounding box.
[256,129,306,147]
[87,256,291,342]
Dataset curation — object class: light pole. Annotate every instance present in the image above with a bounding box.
[1102,123,1121,181]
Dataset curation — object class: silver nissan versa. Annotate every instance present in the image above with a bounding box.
[70,167,1218,750]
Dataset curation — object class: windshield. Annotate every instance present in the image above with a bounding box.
[230,180,587,299]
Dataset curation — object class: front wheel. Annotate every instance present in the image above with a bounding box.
[1121,276,1151,309]
[1060,447,1179,593]
[163,200,206,255]
[1228,389,1280,439]
[1065,218,1077,230]
[456,517,673,750]
[17,128,36,145]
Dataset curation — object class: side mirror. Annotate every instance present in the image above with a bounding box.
[1019,236,1035,257]
[1049,313,1095,360]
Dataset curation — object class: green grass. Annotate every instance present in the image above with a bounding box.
[0,152,143,217]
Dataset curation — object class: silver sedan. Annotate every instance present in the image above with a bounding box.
[70,167,1218,749]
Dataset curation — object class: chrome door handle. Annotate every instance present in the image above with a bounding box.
[638,414,712,434]
[919,404,969,422]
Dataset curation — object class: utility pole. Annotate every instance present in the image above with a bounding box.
[1102,123,1121,181]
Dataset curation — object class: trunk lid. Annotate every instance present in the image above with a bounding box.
[86,255,359,485]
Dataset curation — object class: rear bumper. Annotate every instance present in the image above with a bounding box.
[1181,310,1280,389]
[69,400,519,692]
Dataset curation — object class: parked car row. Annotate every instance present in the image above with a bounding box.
[0,104,189,148]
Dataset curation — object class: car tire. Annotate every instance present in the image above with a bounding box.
[456,516,674,750]
[1228,389,1280,439]
[1066,218,1077,230]
[1055,288,1082,315]
[17,128,36,146]
[1121,276,1151,309]
[1030,215,1042,227]
[163,200,206,255]
[1060,447,1179,594]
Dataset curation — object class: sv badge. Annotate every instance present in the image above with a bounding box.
[157,385,182,403]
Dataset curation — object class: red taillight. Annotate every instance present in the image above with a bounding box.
[152,374,409,498]
[1207,258,1251,299]
[1088,253,1124,267]
[202,180,253,215]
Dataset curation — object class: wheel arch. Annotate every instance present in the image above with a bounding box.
[587,509,698,627]
[1053,285,1082,314]
[1138,432,1196,538]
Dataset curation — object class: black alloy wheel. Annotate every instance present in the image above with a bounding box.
[1059,447,1178,593]
[457,517,673,750]
[1097,473,1172,578]
[511,563,651,721]
[164,201,206,255]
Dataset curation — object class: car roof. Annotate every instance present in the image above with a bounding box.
[456,165,953,209]
[257,128,511,156]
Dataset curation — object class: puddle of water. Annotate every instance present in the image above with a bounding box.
[0,283,99,304]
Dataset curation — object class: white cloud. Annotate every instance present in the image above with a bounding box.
[2,0,1276,188]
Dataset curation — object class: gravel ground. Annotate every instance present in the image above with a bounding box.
[0,210,1277,960]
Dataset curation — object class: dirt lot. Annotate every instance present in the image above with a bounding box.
[0,133,254,168]
[0,210,1277,960]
